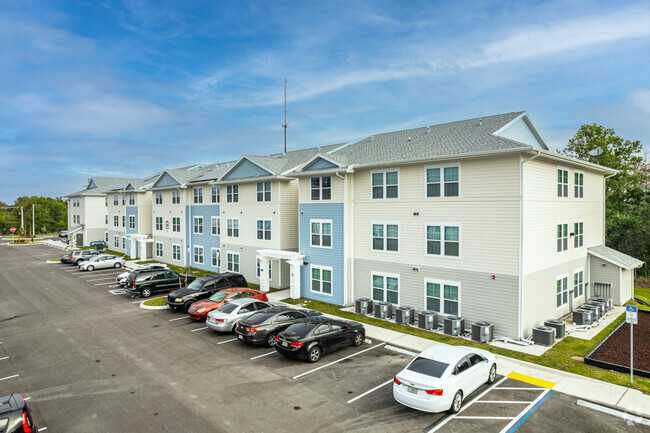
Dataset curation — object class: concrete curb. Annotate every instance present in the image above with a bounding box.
[139,297,170,310]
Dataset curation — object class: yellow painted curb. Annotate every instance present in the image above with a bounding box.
[507,372,556,389]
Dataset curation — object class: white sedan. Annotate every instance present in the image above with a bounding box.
[78,254,126,271]
[393,345,497,414]
[115,263,168,286]
[206,299,284,333]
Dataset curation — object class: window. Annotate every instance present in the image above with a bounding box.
[172,217,181,232]
[557,223,568,252]
[129,193,135,205]
[193,187,203,204]
[573,269,584,299]
[227,218,239,237]
[155,191,163,204]
[172,190,180,204]
[257,182,271,202]
[257,220,271,240]
[426,224,460,257]
[227,185,239,203]
[172,244,181,261]
[105,214,108,225]
[211,186,220,203]
[121,215,125,227]
[122,237,125,249]
[311,176,332,200]
[114,236,119,248]
[310,220,332,248]
[227,252,240,272]
[113,194,119,205]
[256,259,272,280]
[113,216,119,227]
[311,266,332,295]
[372,272,399,305]
[104,232,108,243]
[426,166,460,197]
[372,223,399,252]
[556,275,568,308]
[558,168,569,197]
[371,171,398,199]
[574,171,584,198]
[574,221,583,248]
[155,216,163,231]
[121,194,126,205]
[425,279,460,315]
[193,246,204,264]
[105,197,108,207]
[211,248,220,268]
[193,216,203,234]
[211,216,220,235]
[155,242,163,257]
[129,215,135,230]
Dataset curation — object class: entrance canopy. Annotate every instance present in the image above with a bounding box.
[256,249,304,299]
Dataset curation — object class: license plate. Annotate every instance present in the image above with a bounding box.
[281,341,289,348]
[237,335,243,341]
[407,386,418,394]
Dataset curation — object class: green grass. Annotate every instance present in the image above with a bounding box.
[284,297,650,394]
[634,286,650,309]
[142,297,167,307]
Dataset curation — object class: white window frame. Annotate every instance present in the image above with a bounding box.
[155,191,163,205]
[128,215,135,230]
[129,193,135,205]
[113,194,118,205]
[105,214,108,225]
[193,245,204,264]
[310,176,332,201]
[573,268,584,300]
[193,216,203,234]
[121,194,126,205]
[310,219,332,249]
[256,219,272,241]
[172,244,181,261]
[155,216,163,231]
[256,259,273,280]
[425,223,461,258]
[122,236,126,249]
[114,235,119,248]
[227,218,239,238]
[227,252,240,272]
[155,242,163,258]
[557,221,568,253]
[371,271,400,305]
[104,231,108,243]
[211,248,220,269]
[211,216,220,236]
[557,166,569,198]
[193,187,203,204]
[211,186,220,203]
[172,216,181,233]
[556,274,569,308]
[310,265,333,296]
[424,164,461,198]
[257,182,271,202]
[370,169,399,199]
[227,185,239,203]
[423,278,461,316]
[172,189,180,204]
[371,221,400,253]
[574,170,584,199]
[573,220,584,249]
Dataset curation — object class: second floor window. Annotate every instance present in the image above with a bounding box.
[557,223,568,252]
[426,225,460,257]
[227,219,239,237]
[172,217,181,232]
[155,191,163,204]
[310,220,332,247]
[257,182,271,202]
[257,220,271,240]
[113,216,119,227]
[193,216,203,234]
[372,223,398,252]
[211,216,220,235]
[574,222,584,248]
[558,168,569,197]
[172,190,180,204]
[155,216,163,231]
[128,215,135,229]
[193,187,203,204]
[575,172,584,198]
[227,185,239,203]
[372,171,398,199]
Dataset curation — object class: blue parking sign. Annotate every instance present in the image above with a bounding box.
[626,305,638,324]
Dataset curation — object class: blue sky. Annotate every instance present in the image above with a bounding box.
[1,0,649,203]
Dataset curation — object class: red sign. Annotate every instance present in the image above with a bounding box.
[9,227,16,233]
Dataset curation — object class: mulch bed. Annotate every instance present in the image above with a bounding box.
[585,310,650,377]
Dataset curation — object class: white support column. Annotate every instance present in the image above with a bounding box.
[141,241,147,260]
[287,258,303,299]
[258,255,270,293]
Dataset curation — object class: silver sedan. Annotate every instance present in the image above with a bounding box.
[206,299,284,333]
[78,254,126,271]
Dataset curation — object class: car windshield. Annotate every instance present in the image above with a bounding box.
[186,281,205,292]
[208,291,227,302]
[218,302,239,314]
[406,357,449,378]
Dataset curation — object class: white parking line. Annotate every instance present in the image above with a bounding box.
[293,343,386,380]
[87,277,117,282]
[38,428,47,431]
[493,387,541,390]
[77,273,120,278]
[169,316,190,321]
[0,374,19,381]
[95,282,116,286]
[217,338,238,344]
[0,356,8,361]
[131,299,144,303]
[456,416,515,420]
[347,378,393,403]
[250,351,277,360]
[475,400,534,404]
[23,397,30,401]
[190,327,208,332]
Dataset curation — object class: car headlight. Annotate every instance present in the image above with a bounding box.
[197,308,205,313]
[175,298,183,302]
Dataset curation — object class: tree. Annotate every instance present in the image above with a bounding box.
[0,196,67,235]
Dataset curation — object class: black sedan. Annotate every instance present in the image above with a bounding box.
[275,317,365,363]
[234,307,322,347]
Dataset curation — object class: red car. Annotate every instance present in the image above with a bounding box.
[187,288,268,320]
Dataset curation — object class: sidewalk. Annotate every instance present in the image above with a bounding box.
[267,289,650,418]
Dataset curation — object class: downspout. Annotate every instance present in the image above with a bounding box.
[338,171,347,305]
[348,165,356,304]
[519,151,540,340]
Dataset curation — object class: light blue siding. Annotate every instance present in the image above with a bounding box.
[188,205,221,272]
[224,159,271,179]
[125,183,135,190]
[154,172,180,187]
[126,206,138,257]
[305,158,338,170]
[299,203,344,305]
[88,179,97,189]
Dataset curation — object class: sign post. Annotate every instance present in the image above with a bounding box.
[626,305,638,385]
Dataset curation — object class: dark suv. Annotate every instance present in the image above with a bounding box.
[166,273,248,312]
[66,249,100,265]
[0,393,36,432]
[125,269,197,298]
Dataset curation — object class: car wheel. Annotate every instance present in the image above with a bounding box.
[307,346,321,363]
[87,265,94,271]
[266,333,277,347]
[141,288,152,298]
[114,262,122,268]
[487,364,497,384]
[448,391,463,414]
[353,332,364,347]
[183,301,193,313]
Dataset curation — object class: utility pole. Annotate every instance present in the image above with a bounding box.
[282,77,288,153]
[20,206,24,235]
[32,203,35,243]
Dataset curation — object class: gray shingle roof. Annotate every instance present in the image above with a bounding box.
[67,177,141,197]
[189,161,238,183]
[588,245,644,269]
[155,164,220,187]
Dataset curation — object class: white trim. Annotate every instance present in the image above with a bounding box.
[309,219,333,249]
[423,277,461,316]
[309,175,333,201]
[573,219,584,249]
[370,271,400,306]
[310,264,333,296]
[371,221,400,254]
[573,267,585,300]
[193,245,204,265]
[370,168,400,200]
[557,166,569,198]
[256,258,273,281]
[556,220,569,254]
[172,243,181,261]
[423,163,461,199]
[556,273,569,309]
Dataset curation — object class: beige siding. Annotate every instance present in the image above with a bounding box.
[279,180,299,249]
[152,189,188,265]
[221,244,290,288]
[621,269,633,305]
[298,172,345,203]
[136,191,153,235]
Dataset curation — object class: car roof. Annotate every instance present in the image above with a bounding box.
[0,394,24,414]
[226,298,264,306]
[418,345,479,363]
[196,272,244,282]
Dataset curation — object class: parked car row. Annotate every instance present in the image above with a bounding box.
[60,248,101,265]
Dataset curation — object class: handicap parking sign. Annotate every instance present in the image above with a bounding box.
[626,305,638,325]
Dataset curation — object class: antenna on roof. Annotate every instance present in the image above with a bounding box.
[479,118,483,126]
[282,78,288,154]
[426,126,430,133]
[370,136,374,142]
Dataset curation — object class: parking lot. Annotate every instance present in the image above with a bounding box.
[0,244,646,432]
